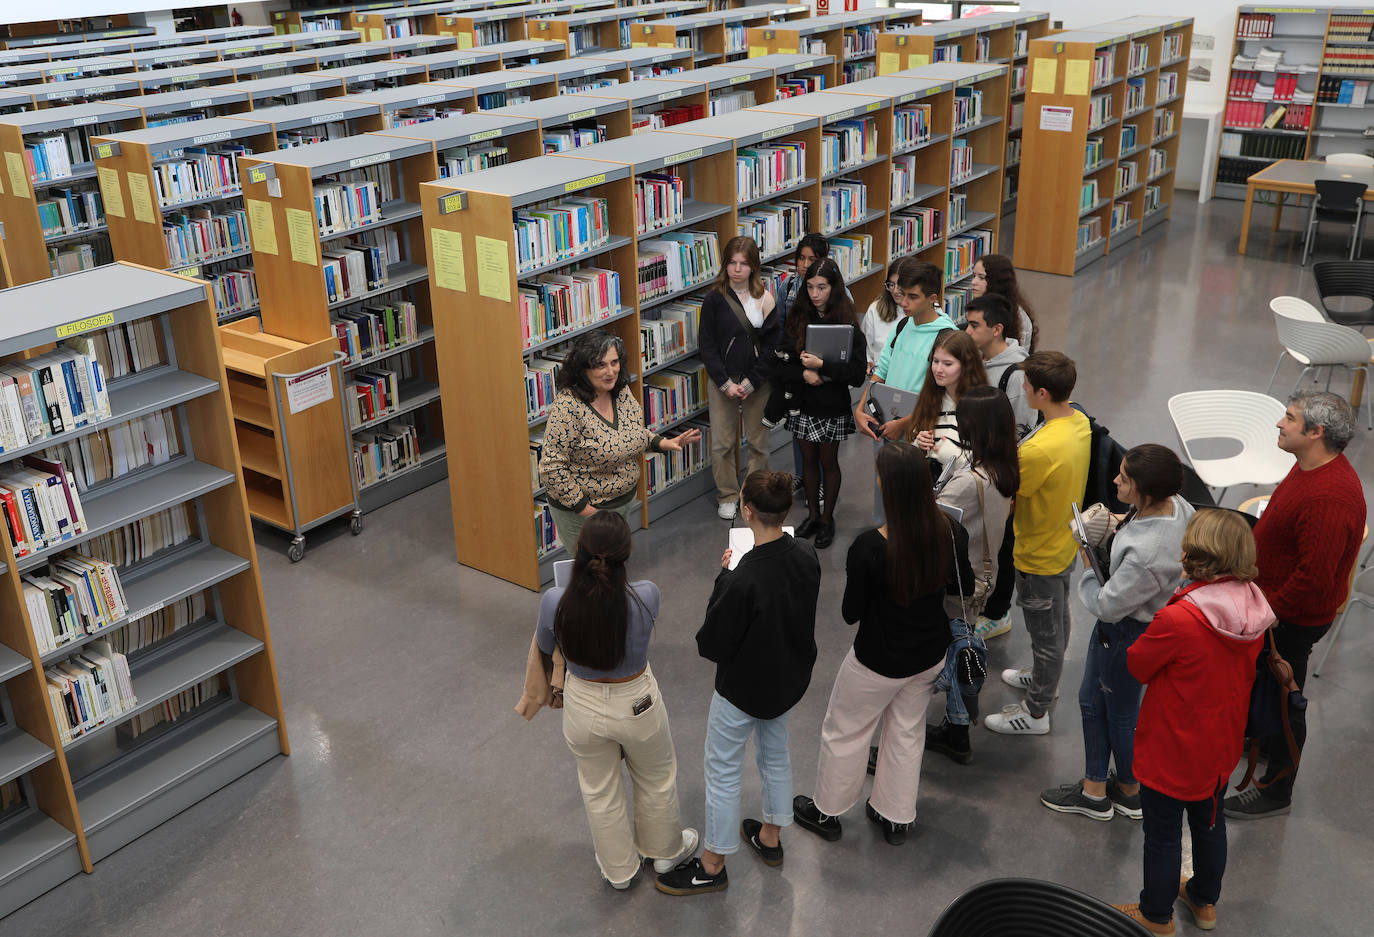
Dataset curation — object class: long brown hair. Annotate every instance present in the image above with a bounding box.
[553,511,639,671]
[873,258,902,324]
[712,235,765,299]
[878,442,952,604]
[785,258,856,352]
[911,330,988,434]
[980,253,1038,351]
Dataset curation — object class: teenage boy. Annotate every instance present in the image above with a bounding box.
[1223,391,1365,820]
[854,258,956,523]
[985,351,1091,736]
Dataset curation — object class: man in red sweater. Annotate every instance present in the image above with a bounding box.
[1224,391,1366,820]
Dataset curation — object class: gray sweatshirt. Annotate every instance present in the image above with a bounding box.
[983,338,1035,437]
[1077,496,1195,625]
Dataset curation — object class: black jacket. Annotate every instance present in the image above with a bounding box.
[695,535,821,720]
[776,313,867,418]
[698,288,782,391]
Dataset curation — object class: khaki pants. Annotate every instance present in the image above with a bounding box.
[707,382,770,504]
[548,491,637,555]
[562,666,682,884]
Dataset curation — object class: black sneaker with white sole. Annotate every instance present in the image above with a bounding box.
[1106,775,1143,819]
[655,857,728,896]
[1040,782,1113,821]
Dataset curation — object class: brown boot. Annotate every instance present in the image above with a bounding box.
[1112,902,1175,935]
[1178,877,1217,930]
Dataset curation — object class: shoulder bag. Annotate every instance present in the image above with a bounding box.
[948,519,988,686]
[720,288,761,384]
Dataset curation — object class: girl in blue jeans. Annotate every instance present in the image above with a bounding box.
[1039,444,1193,821]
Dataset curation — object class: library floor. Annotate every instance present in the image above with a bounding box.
[7,196,1374,937]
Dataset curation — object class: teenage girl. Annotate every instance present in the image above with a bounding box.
[909,330,988,476]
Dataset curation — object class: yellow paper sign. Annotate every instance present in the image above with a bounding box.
[458,33,473,49]
[127,173,155,223]
[878,52,899,75]
[289,24,301,34]
[97,166,124,218]
[475,235,510,302]
[432,228,467,292]
[5,152,29,200]
[368,27,382,42]
[1030,58,1057,94]
[911,53,930,67]
[285,207,317,266]
[748,47,766,58]
[632,41,647,48]
[1064,59,1090,97]
[246,198,277,255]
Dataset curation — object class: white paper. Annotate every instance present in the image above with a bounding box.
[1039,105,1075,133]
[728,527,796,569]
[286,367,334,414]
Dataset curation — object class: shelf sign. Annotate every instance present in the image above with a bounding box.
[439,192,466,214]
[762,123,795,140]
[349,152,391,169]
[565,173,606,193]
[73,115,99,127]
[192,130,233,145]
[657,90,683,102]
[416,94,447,106]
[730,74,751,84]
[468,129,503,143]
[1039,104,1074,133]
[247,165,275,184]
[664,147,703,167]
[866,102,881,112]
[55,312,115,339]
[174,265,201,278]
[286,366,334,414]
[508,79,531,88]
[568,108,598,121]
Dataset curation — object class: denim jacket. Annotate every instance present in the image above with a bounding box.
[934,617,987,725]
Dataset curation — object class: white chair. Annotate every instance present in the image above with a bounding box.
[1327,153,1374,169]
[1167,391,1295,503]
[1265,296,1374,428]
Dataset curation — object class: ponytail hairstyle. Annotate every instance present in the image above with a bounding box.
[877,442,951,605]
[910,330,987,435]
[979,254,1039,351]
[741,469,793,527]
[553,510,637,671]
[954,386,1020,498]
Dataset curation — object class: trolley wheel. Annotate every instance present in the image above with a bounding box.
[288,538,305,563]
[350,512,363,536]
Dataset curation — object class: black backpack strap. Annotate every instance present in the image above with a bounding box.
[887,314,911,350]
[997,364,1017,394]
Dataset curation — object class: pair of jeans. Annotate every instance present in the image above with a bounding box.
[982,514,1016,620]
[1014,566,1074,717]
[1079,617,1149,784]
[1139,782,1228,925]
[562,667,683,884]
[703,691,793,857]
[1260,620,1331,802]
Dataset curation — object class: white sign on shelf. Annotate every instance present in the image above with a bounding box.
[1039,105,1075,132]
[286,367,334,414]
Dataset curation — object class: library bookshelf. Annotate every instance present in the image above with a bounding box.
[348,81,482,128]
[435,5,535,49]
[647,62,777,116]
[479,38,573,67]
[485,91,635,145]
[577,77,714,133]
[0,262,286,917]
[274,2,394,35]
[582,45,696,80]
[433,67,560,108]
[518,56,634,94]
[747,20,845,87]
[222,52,328,82]
[629,7,784,67]
[403,46,507,80]
[727,51,835,99]
[1216,5,1374,199]
[1013,18,1191,276]
[234,72,349,108]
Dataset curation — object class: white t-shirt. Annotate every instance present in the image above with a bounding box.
[737,290,764,328]
[860,301,899,366]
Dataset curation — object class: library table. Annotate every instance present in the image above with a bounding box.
[1237,159,1374,255]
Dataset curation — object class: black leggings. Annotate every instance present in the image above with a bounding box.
[797,439,841,522]
[983,513,1016,620]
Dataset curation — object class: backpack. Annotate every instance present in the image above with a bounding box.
[1069,403,1129,513]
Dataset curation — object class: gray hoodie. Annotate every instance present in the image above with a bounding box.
[1078,496,1195,625]
[983,338,1034,437]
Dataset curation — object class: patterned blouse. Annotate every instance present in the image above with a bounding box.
[539,386,662,512]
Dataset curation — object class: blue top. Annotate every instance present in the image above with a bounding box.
[536,580,660,680]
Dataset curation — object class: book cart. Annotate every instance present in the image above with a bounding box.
[1012,18,1191,276]
[0,262,287,917]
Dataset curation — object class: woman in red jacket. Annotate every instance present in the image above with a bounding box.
[1114,509,1273,936]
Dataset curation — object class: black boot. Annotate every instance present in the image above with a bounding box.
[924,719,973,765]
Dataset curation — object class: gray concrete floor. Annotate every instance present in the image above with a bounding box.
[4,196,1372,937]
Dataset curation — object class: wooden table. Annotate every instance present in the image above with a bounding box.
[1238,159,1374,255]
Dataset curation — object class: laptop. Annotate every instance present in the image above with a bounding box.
[1070,502,1106,581]
[869,381,917,425]
[805,323,855,364]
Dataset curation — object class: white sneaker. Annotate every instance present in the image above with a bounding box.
[652,828,700,874]
[974,615,1012,639]
[984,701,1050,735]
[1001,667,1032,689]
[717,501,738,520]
[609,875,634,891]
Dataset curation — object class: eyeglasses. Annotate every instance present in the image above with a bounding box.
[886,281,900,291]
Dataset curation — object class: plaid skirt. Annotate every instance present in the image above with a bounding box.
[785,412,856,443]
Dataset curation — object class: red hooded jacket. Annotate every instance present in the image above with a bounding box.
[1128,579,1273,802]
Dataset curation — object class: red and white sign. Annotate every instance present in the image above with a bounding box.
[815,0,829,14]
[843,0,857,9]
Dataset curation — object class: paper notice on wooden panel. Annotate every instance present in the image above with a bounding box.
[246,198,278,255]
[127,173,155,223]
[432,229,467,292]
[911,53,929,67]
[1063,59,1090,96]
[97,166,124,218]
[1039,105,1075,133]
[286,366,333,414]
[285,207,317,266]
[1030,58,1057,94]
[5,152,29,199]
[458,33,473,50]
[475,235,511,302]
[368,27,382,42]
[748,46,766,58]
[878,52,899,75]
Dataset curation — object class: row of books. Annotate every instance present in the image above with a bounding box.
[641,300,701,370]
[933,45,961,63]
[1093,49,1113,86]
[72,319,164,382]
[631,103,705,133]
[1089,93,1113,130]
[1232,48,1290,72]
[643,363,708,431]
[778,74,826,98]
[827,234,872,282]
[1006,137,1022,167]
[1236,13,1276,39]
[1329,14,1374,42]
[950,139,974,185]
[1012,64,1027,96]
[46,640,137,744]
[514,195,612,273]
[314,176,385,236]
[1223,100,1298,129]
[894,103,933,149]
[1010,100,1024,133]
[842,24,879,58]
[645,417,709,495]
[25,131,89,183]
[890,207,941,259]
[1122,124,1139,153]
[1,780,23,814]
[1110,202,1132,234]
[952,87,983,132]
[1014,28,1029,59]
[1144,184,1163,214]
[1148,148,1169,178]
[1318,77,1372,105]
[1081,179,1101,212]
[738,199,809,260]
[23,553,129,655]
[710,89,756,116]
[543,124,608,153]
[386,105,468,130]
[520,268,622,349]
[1085,136,1107,172]
[278,121,351,150]
[948,191,967,234]
[82,504,193,571]
[0,349,111,456]
[1218,134,1307,164]
[1128,40,1150,75]
[98,589,206,659]
[1157,71,1179,101]
[1322,48,1374,73]
[333,300,420,365]
[1126,78,1147,115]
[123,675,224,740]
[322,240,389,304]
[724,24,748,55]
[527,352,565,423]
[821,180,867,234]
[349,367,404,429]
[821,118,880,176]
[471,22,511,45]
[736,141,806,204]
[535,499,560,556]
[946,229,991,285]
[164,207,250,267]
[1116,160,1139,196]
[638,231,720,302]
[153,145,247,207]
[974,35,991,63]
[1078,215,1103,251]
[477,91,535,110]
[48,243,108,278]
[40,411,177,507]
[438,143,510,178]
[635,172,685,235]
[891,154,929,207]
[843,62,877,84]
[1154,108,1176,140]
[354,418,421,487]
[209,267,259,319]
[38,188,104,239]
[1232,70,1298,100]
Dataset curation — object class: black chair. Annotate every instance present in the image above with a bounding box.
[1302,179,1368,266]
[926,878,1153,937]
[1312,259,1374,331]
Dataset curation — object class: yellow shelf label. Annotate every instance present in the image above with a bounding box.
[55,312,114,338]
[664,147,703,167]
[565,173,605,193]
